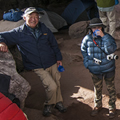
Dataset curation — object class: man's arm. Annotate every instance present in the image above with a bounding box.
[47,28,62,61]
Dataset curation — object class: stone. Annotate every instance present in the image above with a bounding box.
[69,21,89,39]
[0,50,31,109]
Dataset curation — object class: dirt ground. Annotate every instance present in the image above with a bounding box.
[20,28,120,120]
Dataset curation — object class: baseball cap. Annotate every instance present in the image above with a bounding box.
[22,7,44,17]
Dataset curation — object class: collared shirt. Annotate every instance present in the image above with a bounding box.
[26,24,41,39]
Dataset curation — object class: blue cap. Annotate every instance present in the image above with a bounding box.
[93,29,100,37]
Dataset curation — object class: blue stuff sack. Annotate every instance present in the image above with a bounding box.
[3,8,24,22]
[58,65,65,72]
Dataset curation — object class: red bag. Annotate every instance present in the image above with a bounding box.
[0,92,27,120]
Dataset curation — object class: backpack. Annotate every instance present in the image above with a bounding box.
[3,8,24,22]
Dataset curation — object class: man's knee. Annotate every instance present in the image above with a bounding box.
[48,81,57,93]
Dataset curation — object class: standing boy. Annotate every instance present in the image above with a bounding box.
[81,18,117,119]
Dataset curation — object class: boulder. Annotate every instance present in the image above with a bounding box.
[9,45,24,73]
[69,21,89,39]
[0,50,31,109]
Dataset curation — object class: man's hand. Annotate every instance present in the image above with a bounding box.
[57,61,62,67]
[0,42,8,52]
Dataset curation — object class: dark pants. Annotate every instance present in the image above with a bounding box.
[91,71,116,110]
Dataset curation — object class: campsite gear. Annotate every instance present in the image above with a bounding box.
[58,65,65,72]
[0,92,27,120]
[0,73,20,107]
[3,8,24,22]
[1,7,67,33]
[88,18,106,28]
[37,8,67,32]
[62,0,99,24]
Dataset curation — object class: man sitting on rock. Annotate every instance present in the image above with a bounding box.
[0,7,66,117]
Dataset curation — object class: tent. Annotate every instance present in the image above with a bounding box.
[39,10,67,32]
[61,0,99,25]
